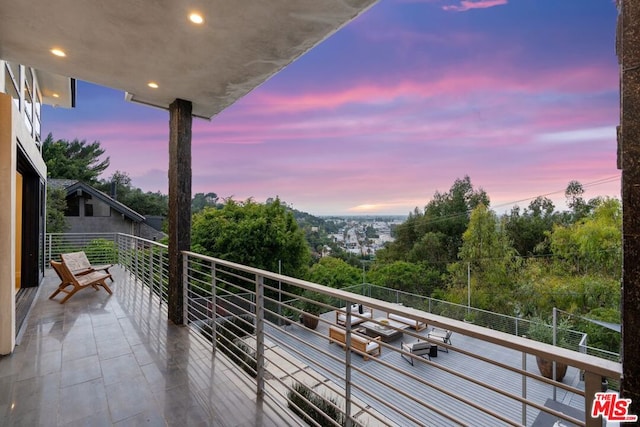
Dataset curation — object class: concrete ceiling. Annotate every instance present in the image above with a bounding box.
[0,0,377,119]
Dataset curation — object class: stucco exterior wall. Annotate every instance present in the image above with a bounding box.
[0,93,17,354]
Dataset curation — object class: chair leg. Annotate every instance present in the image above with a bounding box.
[49,283,72,300]
[400,349,414,365]
[98,280,113,295]
[60,286,81,304]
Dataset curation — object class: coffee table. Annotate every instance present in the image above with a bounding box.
[360,317,409,342]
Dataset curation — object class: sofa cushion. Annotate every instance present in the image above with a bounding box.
[409,341,430,351]
[389,313,417,325]
[351,334,367,344]
[366,341,380,353]
[337,306,372,325]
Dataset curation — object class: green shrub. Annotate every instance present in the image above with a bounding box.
[526,317,572,349]
[84,238,117,263]
[287,382,348,427]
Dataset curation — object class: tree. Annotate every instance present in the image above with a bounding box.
[191,198,310,279]
[306,257,361,288]
[42,134,110,184]
[123,188,168,216]
[378,175,489,268]
[192,192,219,213]
[548,197,622,276]
[367,261,442,295]
[504,196,557,256]
[448,204,518,311]
[376,208,423,262]
[565,180,593,221]
[46,186,67,233]
[96,171,168,216]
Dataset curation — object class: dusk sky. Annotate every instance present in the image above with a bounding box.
[43,0,621,216]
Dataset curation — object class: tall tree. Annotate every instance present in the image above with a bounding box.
[504,196,557,256]
[378,175,488,268]
[448,204,518,311]
[42,134,110,184]
[191,198,310,279]
[192,192,219,213]
[565,180,592,221]
[97,171,168,216]
[306,257,361,288]
[368,261,442,296]
[548,197,622,276]
[46,186,68,233]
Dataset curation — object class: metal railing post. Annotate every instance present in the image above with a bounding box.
[182,253,188,325]
[134,240,140,281]
[211,263,217,348]
[522,350,527,425]
[47,234,51,263]
[345,303,353,427]
[255,274,265,399]
[149,246,155,299]
[553,307,557,401]
[161,248,167,304]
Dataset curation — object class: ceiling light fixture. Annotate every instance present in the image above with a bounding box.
[189,12,204,24]
[52,93,60,98]
[50,48,66,57]
[147,82,159,89]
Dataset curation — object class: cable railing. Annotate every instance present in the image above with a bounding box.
[45,233,623,427]
[178,250,620,427]
[45,232,119,266]
[343,283,620,362]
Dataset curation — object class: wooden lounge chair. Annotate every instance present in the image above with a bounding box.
[61,251,113,280]
[49,260,112,304]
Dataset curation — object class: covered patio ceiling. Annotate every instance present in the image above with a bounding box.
[0,0,377,118]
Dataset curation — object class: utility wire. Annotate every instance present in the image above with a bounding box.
[407,174,620,227]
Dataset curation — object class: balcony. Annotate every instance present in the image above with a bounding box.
[2,233,622,426]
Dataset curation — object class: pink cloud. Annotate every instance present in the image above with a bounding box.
[241,62,616,117]
[443,0,508,12]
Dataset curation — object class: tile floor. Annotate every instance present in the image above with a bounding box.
[0,267,296,426]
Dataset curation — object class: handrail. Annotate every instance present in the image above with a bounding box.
[46,233,624,427]
[184,250,619,379]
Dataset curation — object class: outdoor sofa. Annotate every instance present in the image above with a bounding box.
[328,325,381,360]
[335,304,373,326]
[387,312,427,331]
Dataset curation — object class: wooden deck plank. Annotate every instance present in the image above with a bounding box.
[264,311,586,426]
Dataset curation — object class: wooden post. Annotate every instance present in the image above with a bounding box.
[619,0,640,416]
[168,99,192,325]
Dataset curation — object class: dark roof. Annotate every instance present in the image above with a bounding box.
[49,179,145,223]
[48,179,78,190]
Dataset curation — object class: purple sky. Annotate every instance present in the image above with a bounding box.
[44,0,620,216]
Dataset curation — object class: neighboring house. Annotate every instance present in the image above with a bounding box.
[49,179,166,241]
[0,60,75,354]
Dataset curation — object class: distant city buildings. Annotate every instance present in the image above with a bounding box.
[327,217,403,257]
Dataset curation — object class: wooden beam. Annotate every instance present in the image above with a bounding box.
[619,0,640,417]
[168,99,192,325]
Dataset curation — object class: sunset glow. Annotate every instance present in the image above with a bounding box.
[43,0,620,216]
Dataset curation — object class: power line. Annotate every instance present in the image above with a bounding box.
[409,174,620,227]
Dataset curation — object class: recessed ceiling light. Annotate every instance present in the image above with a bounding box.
[52,93,60,98]
[50,48,66,57]
[189,12,204,24]
[147,82,159,89]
